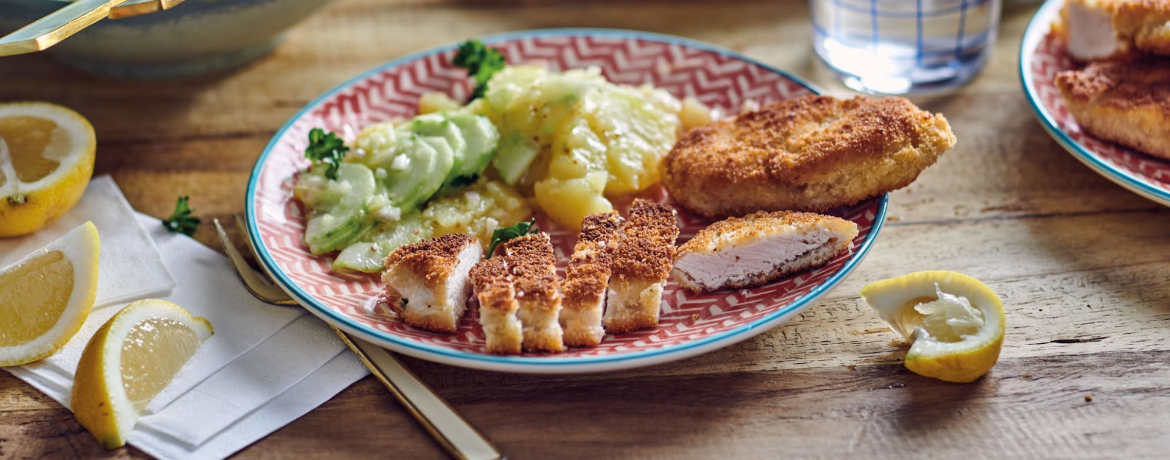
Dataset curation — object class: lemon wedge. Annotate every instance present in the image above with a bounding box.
[0,101,96,237]
[860,271,1005,383]
[0,221,99,366]
[72,299,213,449]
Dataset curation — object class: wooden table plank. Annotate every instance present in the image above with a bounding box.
[2,0,1170,459]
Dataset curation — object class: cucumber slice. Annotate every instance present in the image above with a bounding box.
[332,211,434,273]
[294,162,376,211]
[304,207,376,255]
[409,113,468,153]
[492,131,540,185]
[331,242,384,273]
[302,163,378,255]
[383,133,454,213]
[335,162,377,208]
[408,114,467,183]
[442,113,499,191]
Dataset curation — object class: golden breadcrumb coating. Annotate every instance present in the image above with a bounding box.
[470,258,522,354]
[502,233,565,352]
[662,95,955,218]
[562,212,623,308]
[673,211,859,292]
[1055,59,1170,159]
[605,199,679,333]
[383,234,476,291]
[610,200,679,282]
[561,212,624,347]
[382,234,479,333]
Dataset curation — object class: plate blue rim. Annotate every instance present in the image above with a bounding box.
[246,28,890,370]
[1018,0,1170,206]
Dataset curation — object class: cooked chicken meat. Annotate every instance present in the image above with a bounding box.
[383,234,482,333]
[603,199,679,334]
[502,233,565,352]
[673,211,859,293]
[560,211,624,347]
[1055,59,1170,159]
[470,257,522,354]
[662,95,955,219]
[1058,0,1170,61]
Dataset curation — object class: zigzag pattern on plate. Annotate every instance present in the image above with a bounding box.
[252,35,881,358]
[1031,33,1170,189]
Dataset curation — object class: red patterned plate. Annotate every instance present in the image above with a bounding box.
[246,29,888,373]
[1020,0,1170,206]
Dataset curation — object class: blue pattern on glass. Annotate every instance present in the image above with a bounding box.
[811,0,1001,94]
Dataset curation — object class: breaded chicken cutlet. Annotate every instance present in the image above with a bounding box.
[1055,59,1170,159]
[1056,0,1170,61]
[604,199,679,334]
[470,257,522,354]
[383,234,482,333]
[560,211,624,347]
[662,95,956,219]
[673,211,859,293]
[502,233,565,352]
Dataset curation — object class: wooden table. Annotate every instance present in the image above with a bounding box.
[3,0,1169,458]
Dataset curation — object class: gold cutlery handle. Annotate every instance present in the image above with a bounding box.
[109,0,186,19]
[0,0,184,57]
[333,329,505,460]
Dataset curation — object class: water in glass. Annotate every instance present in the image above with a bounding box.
[810,0,1002,95]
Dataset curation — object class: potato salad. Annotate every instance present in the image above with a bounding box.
[292,40,704,273]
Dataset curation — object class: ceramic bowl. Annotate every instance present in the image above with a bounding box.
[0,0,334,78]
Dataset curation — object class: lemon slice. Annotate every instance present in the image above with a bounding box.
[0,102,96,237]
[72,299,213,449]
[0,221,99,366]
[860,271,1005,383]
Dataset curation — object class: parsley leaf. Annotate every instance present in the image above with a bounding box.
[487,218,539,258]
[452,40,506,101]
[304,128,350,180]
[162,195,200,236]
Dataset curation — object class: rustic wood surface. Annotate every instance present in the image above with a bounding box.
[2,0,1169,458]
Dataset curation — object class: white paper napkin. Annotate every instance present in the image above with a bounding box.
[0,176,175,307]
[3,178,369,460]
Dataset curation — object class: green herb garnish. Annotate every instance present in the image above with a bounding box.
[304,128,350,180]
[452,40,506,101]
[487,218,539,257]
[163,195,200,236]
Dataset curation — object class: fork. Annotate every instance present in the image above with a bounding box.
[213,217,503,460]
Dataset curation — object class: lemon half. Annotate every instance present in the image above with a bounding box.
[72,299,213,449]
[0,101,96,237]
[0,221,99,366]
[860,271,1005,383]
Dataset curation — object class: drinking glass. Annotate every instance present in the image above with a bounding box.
[809,0,1002,95]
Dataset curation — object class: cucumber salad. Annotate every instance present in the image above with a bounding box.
[293,40,710,273]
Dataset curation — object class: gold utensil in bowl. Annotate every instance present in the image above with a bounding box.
[0,0,182,57]
[0,0,333,78]
[213,217,504,460]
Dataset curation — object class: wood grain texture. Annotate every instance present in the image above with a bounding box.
[1,0,1169,459]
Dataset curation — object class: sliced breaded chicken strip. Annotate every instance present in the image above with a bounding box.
[604,199,679,334]
[561,211,624,347]
[673,211,859,293]
[1057,0,1170,61]
[470,257,522,354]
[1055,59,1170,159]
[383,234,482,333]
[662,95,955,219]
[502,233,565,352]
